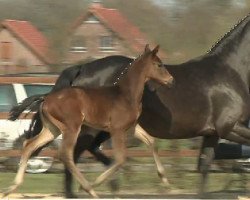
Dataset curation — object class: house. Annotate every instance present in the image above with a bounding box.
[0,19,53,74]
[67,2,166,63]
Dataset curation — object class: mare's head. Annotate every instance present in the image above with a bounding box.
[141,44,174,86]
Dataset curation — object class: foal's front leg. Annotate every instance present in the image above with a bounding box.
[134,124,171,188]
[92,131,126,187]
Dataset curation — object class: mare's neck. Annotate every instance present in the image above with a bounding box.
[225,28,250,89]
[209,17,250,88]
[118,59,148,105]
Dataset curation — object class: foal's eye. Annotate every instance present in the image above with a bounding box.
[156,62,161,67]
[153,62,160,66]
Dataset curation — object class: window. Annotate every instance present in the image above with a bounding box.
[84,15,100,23]
[99,35,115,51]
[1,42,12,61]
[70,35,87,52]
[0,85,17,112]
[24,84,53,97]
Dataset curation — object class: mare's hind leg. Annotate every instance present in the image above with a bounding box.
[59,127,98,198]
[92,130,126,187]
[134,124,171,188]
[65,130,112,198]
[2,127,54,197]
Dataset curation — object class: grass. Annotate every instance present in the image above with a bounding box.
[0,165,249,195]
[0,156,249,196]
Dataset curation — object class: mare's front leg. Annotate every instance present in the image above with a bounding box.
[230,122,250,143]
[2,127,54,197]
[217,122,250,145]
[134,124,171,188]
[197,135,219,195]
[59,126,98,198]
[92,130,126,187]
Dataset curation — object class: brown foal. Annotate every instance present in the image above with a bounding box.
[3,45,173,198]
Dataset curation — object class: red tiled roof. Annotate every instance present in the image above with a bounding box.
[73,4,165,57]
[1,19,52,64]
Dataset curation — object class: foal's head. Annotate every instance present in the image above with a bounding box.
[140,44,174,86]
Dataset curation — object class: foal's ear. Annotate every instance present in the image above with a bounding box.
[144,44,151,53]
[152,45,160,56]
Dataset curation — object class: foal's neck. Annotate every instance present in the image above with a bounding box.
[117,59,148,105]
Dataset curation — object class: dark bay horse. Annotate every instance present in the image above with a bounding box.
[8,14,250,197]
[3,45,173,198]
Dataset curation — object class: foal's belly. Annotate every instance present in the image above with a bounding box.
[82,104,139,132]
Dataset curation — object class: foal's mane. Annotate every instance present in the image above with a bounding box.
[207,13,250,54]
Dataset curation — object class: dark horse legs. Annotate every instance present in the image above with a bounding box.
[64,130,112,198]
[197,135,219,195]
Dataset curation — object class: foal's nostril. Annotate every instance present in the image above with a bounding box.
[171,78,175,85]
[167,77,175,87]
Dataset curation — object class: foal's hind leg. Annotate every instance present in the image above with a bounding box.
[134,124,171,188]
[2,127,54,197]
[59,127,98,198]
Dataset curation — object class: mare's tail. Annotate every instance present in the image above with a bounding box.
[9,94,45,121]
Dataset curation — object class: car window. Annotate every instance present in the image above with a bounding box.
[0,84,17,112]
[24,84,53,97]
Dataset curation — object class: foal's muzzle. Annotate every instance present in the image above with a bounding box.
[165,77,175,88]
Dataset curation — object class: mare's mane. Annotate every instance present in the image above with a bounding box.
[207,13,250,54]
[113,54,143,85]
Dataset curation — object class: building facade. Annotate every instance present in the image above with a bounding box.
[0,20,52,74]
[67,2,164,64]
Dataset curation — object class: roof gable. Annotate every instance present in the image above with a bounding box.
[73,4,164,56]
[1,19,53,64]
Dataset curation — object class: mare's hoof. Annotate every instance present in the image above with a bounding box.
[108,178,120,192]
[197,191,210,199]
[65,192,78,199]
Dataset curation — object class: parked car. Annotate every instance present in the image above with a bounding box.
[0,73,58,173]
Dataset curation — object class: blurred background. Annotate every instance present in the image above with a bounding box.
[0,0,249,198]
[0,0,249,73]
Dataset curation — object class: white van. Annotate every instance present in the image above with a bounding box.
[0,75,57,173]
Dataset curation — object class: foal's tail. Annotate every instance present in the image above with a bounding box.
[9,94,45,121]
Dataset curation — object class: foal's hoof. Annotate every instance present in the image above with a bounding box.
[1,185,18,198]
[161,184,172,191]
[89,189,99,198]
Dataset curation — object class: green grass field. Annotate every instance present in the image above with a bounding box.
[0,168,249,195]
